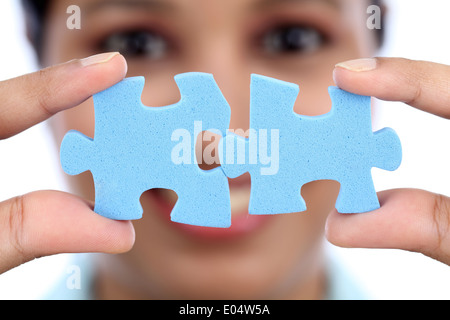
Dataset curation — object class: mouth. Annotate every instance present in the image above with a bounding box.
[146,175,272,241]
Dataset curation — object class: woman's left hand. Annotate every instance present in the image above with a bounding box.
[327,57,450,266]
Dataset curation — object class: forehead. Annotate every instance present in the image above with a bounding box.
[54,0,346,14]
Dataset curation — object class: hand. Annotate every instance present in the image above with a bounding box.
[327,57,450,265]
[0,53,135,275]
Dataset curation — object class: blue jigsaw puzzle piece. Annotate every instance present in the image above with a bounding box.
[61,73,232,228]
[219,74,402,215]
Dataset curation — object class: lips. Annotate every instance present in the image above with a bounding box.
[147,175,272,241]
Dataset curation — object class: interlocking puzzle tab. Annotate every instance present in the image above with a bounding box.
[219,74,402,215]
[60,73,232,228]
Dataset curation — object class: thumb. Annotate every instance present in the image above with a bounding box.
[326,189,450,265]
[0,191,135,274]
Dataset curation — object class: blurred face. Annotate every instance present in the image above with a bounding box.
[43,0,377,299]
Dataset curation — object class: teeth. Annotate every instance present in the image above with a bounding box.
[230,186,250,216]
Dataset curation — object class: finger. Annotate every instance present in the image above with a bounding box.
[333,57,450,118]
[326,189,450,265]
[0,52,127,139]
[0,191,135,274]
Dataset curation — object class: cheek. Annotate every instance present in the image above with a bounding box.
[294,85,334,117]
[302,180,340,218]
[140,73,182,107]
[52,99,95,142]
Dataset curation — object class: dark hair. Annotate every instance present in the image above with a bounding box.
[22,0,385,59]
[22,0,49,58]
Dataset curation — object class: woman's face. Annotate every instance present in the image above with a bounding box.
[43,0,377,299]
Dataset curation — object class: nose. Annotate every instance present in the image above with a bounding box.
[187,33,253,171]
[188,35,251,134]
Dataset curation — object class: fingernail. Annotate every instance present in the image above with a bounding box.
[80,52,120,67]
[335,58,377,72]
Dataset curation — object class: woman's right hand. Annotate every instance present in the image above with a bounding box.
[0,52,135,275]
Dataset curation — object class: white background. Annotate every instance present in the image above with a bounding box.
[0,0,449,299]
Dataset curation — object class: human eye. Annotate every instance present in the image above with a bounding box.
[259,24,329,55]
[99,29,169,60]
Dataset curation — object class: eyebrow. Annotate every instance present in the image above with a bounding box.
[253,0,341,11]
[82,0,175,15]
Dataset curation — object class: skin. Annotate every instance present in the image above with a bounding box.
[0,0,449,299]
[46,0,374,300]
